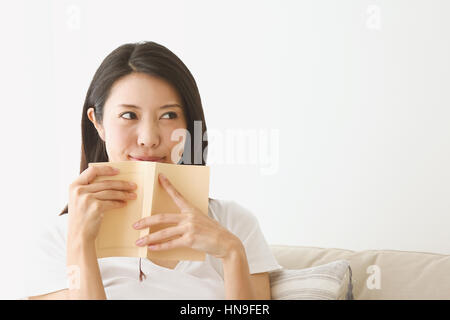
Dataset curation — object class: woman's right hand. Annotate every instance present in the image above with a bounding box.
[67,165,137,245]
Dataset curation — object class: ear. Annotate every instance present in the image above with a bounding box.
[87,107,106,141]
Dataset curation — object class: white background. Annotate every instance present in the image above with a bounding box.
[0,0,449,299]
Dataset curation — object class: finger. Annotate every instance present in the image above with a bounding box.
[135,225,185,247]
[133,213,182,230]
[158,174,190,211]
[93,190,137,201]
[77,165,120,186]
[147,234,188,251]
[84,179,137,193]
[97,199,127,212]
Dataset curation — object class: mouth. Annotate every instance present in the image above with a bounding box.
[128,155,166,162]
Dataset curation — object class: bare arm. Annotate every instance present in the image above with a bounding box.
[65,237,106,300]
[222,241,256,300]
[62,165,134,300]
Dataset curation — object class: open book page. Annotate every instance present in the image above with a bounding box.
[88,161,154,258]
[87,161,210,261]
[147,162,210,261]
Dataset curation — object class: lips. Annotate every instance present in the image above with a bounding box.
[129,155,166,162]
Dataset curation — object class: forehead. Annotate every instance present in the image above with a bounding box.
[105,72,182,109]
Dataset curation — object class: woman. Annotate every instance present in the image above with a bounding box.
[25,41,282,300]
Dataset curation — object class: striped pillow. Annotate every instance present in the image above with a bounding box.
[269,260,354,300]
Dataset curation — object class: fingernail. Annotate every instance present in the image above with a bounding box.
[133,222,140,229]
[135,238,145,246]
[160,174,166,180]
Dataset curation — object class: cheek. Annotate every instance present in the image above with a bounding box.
[161,126,187,148]
[104,122,135,153]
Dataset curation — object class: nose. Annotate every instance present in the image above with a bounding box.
[137,122,161,148]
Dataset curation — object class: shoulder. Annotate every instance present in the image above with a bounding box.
[24,214,69,299]
[206,198,282,275]
[207,198,259,232]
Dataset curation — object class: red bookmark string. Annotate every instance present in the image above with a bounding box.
[139,258,147,282]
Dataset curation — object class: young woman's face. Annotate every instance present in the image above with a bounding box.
[87,72,187,164]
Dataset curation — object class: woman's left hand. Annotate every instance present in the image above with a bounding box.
[132,173,241,260]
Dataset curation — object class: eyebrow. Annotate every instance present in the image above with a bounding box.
[117,103,182,110]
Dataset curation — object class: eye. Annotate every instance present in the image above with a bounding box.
[119,111,178,120]
[161,112,178,120]
[120,112,137,120]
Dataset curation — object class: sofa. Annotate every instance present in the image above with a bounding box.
[269,244,450,300]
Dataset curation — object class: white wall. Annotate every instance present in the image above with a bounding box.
[1,0,449,298]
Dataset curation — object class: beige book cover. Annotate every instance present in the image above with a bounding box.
[88,161,210,261]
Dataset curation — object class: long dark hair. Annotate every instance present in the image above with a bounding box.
[59,41,208,216]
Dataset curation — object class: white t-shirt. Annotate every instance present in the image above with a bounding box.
[23,198,282,299]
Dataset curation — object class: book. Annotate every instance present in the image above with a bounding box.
[87,161,210,261]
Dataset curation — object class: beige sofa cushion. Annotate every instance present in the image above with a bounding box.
[270,245,450,299]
